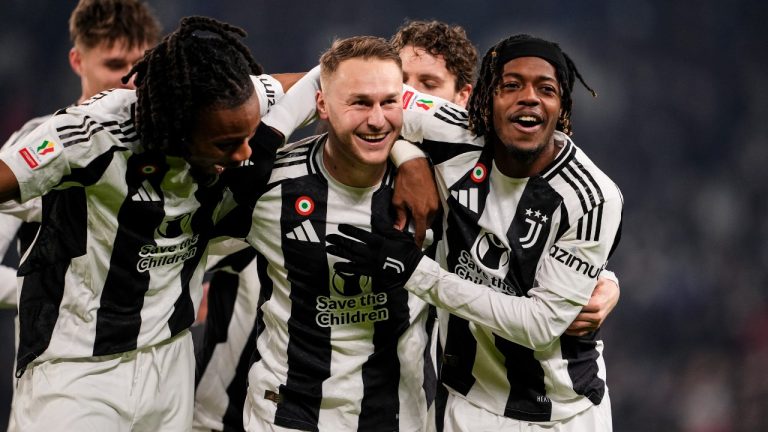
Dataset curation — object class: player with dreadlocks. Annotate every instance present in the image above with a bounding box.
[327,33,623,431]
[0,15,315,431]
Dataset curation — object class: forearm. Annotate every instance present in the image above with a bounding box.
[406,257,582,351]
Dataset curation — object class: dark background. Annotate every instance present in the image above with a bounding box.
[1,1,766,430]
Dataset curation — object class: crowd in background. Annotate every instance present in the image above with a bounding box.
[0,1,765,430]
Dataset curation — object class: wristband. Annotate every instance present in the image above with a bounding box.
[390,139,426,168]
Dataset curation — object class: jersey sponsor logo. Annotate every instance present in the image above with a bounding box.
[316,269,388,327]
[331,270,371,296]
[131,180,162,202]
[450,188,479,213]
[402,90,415,109]
[454,249,515,295]
[474,232,509,269]
[519,208,549,249]
[295,196,315,216]
[19,139,59,169]
[470,163,487,183]
[549,244,605,278]
[156,213,192,238]
[258,76,277,109]
[137,234,199,272]
[286,219,320,243]
[19,148,38,169]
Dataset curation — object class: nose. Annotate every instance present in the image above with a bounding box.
[231,139,252,163]
[367,104,386,129]
[518,84,539,106]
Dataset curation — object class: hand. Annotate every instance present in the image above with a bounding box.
[392,157,439,248]
[565,277,620,336]
[326,224,424,287]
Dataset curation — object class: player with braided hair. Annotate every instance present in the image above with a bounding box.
[0,15,316,431]
[328,33,622,431]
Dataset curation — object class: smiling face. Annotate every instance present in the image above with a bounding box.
[317,57,403,187]
[400,45,471,107]
[186,91,261,177]
[69,38,149,103]
[492,56,562,176]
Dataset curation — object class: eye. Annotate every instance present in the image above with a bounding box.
[540,85,558,95]
[500,81,520,91]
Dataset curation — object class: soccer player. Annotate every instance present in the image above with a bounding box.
[0,0,161,306]
[327,34,623,431]
[0,16,314,431]
[210,36,434,432]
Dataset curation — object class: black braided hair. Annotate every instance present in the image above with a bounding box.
[123,16,263,155]
[467,34,595,137]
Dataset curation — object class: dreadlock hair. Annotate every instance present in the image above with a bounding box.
[467,34,595,137]
[123,16,263,155]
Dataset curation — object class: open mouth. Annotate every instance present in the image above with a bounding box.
[357,132,388,143]
[512,114,543,128]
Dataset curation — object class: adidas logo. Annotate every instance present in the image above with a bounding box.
[131,180,161,202]
[286,220,320,243]
[450,188,478,213]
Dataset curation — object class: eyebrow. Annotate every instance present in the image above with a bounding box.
[502,72,558,83]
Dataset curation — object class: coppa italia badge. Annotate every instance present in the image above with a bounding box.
[295,196,315,216]
[470,162,487,183]
[19,139,58,169]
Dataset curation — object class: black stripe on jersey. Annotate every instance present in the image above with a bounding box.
[358,179,411,432]
[420,140,480,166]
[440,146,494,395]
[94,152,170,356]
[434,112,470,130]
[195,249,260,432]
[496,336,551,421]
[505,176,563,295]
[15,188,88,375]
[440,315,477,395]
[274,178,331,431]
[439,105,469,121]
[541,140,576,181]
[435,106,469,130]
[168,180,227,336]
[249,250,273,368]
[560,332,605,405]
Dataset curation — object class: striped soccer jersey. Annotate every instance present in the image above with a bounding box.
[215,133,434,432]
[400,88,623,422]
[0,75,286,375]
[194,248,263,432]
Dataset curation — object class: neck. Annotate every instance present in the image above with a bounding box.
[492,134,561,178]
[322,137,386,188]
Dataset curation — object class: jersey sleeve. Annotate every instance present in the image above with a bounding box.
[251,74,286,118]
[535,195,623,305]
[0,115,74,203]
[399,85,479,147]
[404,192,623,350]
[260,65,321,140]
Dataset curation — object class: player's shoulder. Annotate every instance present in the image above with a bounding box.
[542,132,622,213]
[267,134,323,185]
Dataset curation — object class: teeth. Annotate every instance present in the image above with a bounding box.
[518,115,539,122]
[359,133,386,140]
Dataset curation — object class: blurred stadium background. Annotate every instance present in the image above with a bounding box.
[1,1,766,430]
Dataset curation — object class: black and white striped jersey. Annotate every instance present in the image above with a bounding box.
[400,89,623,421]
[194,248,263,432]
[0,75,288,375]
[215,133,434,432]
